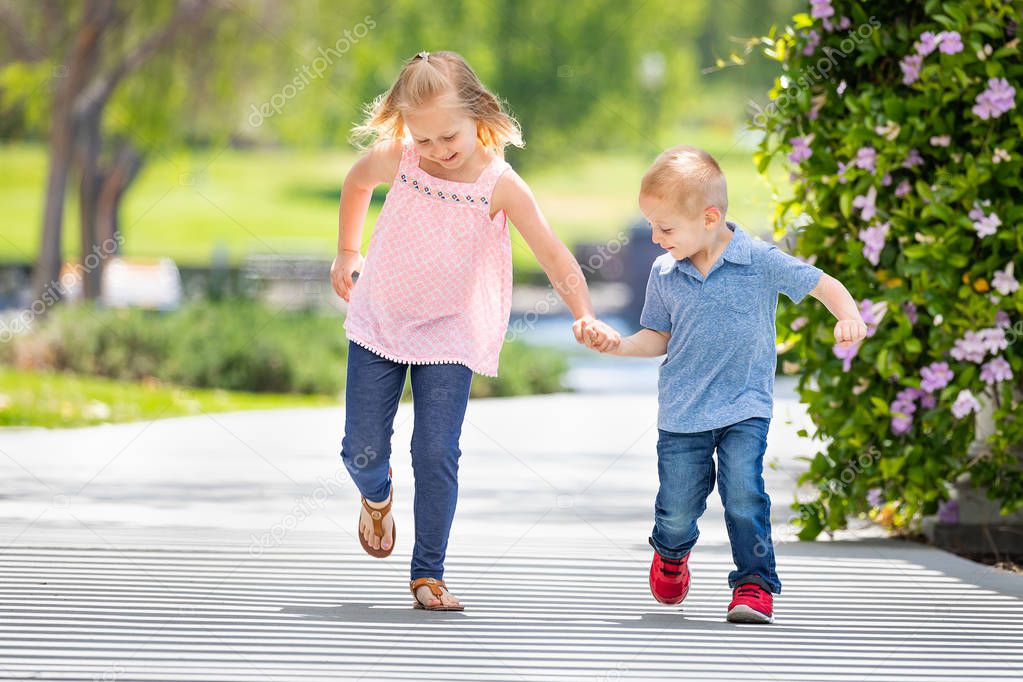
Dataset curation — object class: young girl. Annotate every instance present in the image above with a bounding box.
[330,51,618,611]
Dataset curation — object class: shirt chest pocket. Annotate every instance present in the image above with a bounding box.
[707,272,760,314]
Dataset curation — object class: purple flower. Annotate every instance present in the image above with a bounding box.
[916,31,940,56]
[894,180,912,197]
[898,387,924,404]
[890,414,913,435]
[833,341,861,372]
[803,30,821,56]
[903,301,918,324]
[854,146,877,172]
[838,16,851,30]
[938,31,964,54]
[789,135,814,163]
[790,316,809,331]
[969,202,1002,238]
[920,393,937,409]
[902,148,924,168]
[972,77,1016,120]
[900,54,923,85]
[852,186,878,221]
[996,310,1011,328]
[951,389,981,419]
[859,299,884,333]
[890,388,918,435]
[836,160,851,184]
[992,263,1019,296]
[859,222,890,266]
[981,356,1013,385]
[836,79,847,95]
[881,173,893,186]
[892,401,917,416]
[810,0,835,19]
[929,135,951,147]
[867,488,884,507]
[951,330,988,363]
[920,361,954,393]
[937,499,959,525]
[981,327,1008,353]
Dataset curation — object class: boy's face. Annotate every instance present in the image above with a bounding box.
[639,194,718,261]
[404,92,479,170]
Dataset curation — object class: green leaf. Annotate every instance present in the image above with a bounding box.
[880,455,907,478]
[875,348,889,375]
[839,191,852,219]
[870,396,890,415]
[973,22,1001,38]
[797,513,823,540]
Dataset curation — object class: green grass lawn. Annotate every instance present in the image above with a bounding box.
[0,367,337,428]
[1,126,785,274]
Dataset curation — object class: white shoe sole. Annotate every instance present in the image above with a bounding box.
[727,604,774,624]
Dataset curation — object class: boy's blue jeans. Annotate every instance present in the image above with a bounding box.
[340,342,472,581]
[650,417,781,594]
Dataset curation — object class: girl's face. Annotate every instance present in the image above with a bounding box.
[403,93,479,170]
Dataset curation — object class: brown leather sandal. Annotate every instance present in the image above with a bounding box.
[410,577,464,611]
[359,487,395,559]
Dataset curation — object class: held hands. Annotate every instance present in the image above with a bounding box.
[572,315,622,353]
[834,318,869,347]
[330,249,364,302]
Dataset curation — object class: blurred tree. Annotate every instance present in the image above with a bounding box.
[0,0,801,303]
[1,0,215,301]
[242,0,706,165]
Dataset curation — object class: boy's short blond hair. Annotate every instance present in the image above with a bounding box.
[640,145,728,218]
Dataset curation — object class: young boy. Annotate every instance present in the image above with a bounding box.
[589,145,867,624]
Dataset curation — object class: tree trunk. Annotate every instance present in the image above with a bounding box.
[96,143,143,259]
[31,0,113,304]
[77,108,103,300]
[70,0,210,300]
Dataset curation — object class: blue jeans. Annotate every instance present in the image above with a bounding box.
[649,417,781,594]
[340,342,473,581]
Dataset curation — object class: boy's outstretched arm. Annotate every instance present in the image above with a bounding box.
[605,328,670,357]
[808,273,868,347]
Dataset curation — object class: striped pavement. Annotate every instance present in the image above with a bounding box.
[1,386,1021,680]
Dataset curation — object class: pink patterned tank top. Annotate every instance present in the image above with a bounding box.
[343,142,513,376]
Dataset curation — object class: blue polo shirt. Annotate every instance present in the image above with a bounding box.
[640,222,823,433]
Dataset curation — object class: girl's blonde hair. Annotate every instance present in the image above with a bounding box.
[352,51,523,151]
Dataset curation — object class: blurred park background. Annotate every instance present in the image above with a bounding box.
[0,0,802,426]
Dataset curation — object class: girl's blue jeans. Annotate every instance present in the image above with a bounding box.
[650,417,782,594]
[340,341,472,581]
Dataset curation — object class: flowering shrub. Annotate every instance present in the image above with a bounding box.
[755,0,1022,538]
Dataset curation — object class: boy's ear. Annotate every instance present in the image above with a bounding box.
[704,206,722,227]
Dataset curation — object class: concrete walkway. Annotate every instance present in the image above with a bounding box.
[1,382,1021,680]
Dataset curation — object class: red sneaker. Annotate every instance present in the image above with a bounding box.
[649,551,690,605]
[727,583,774,624]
